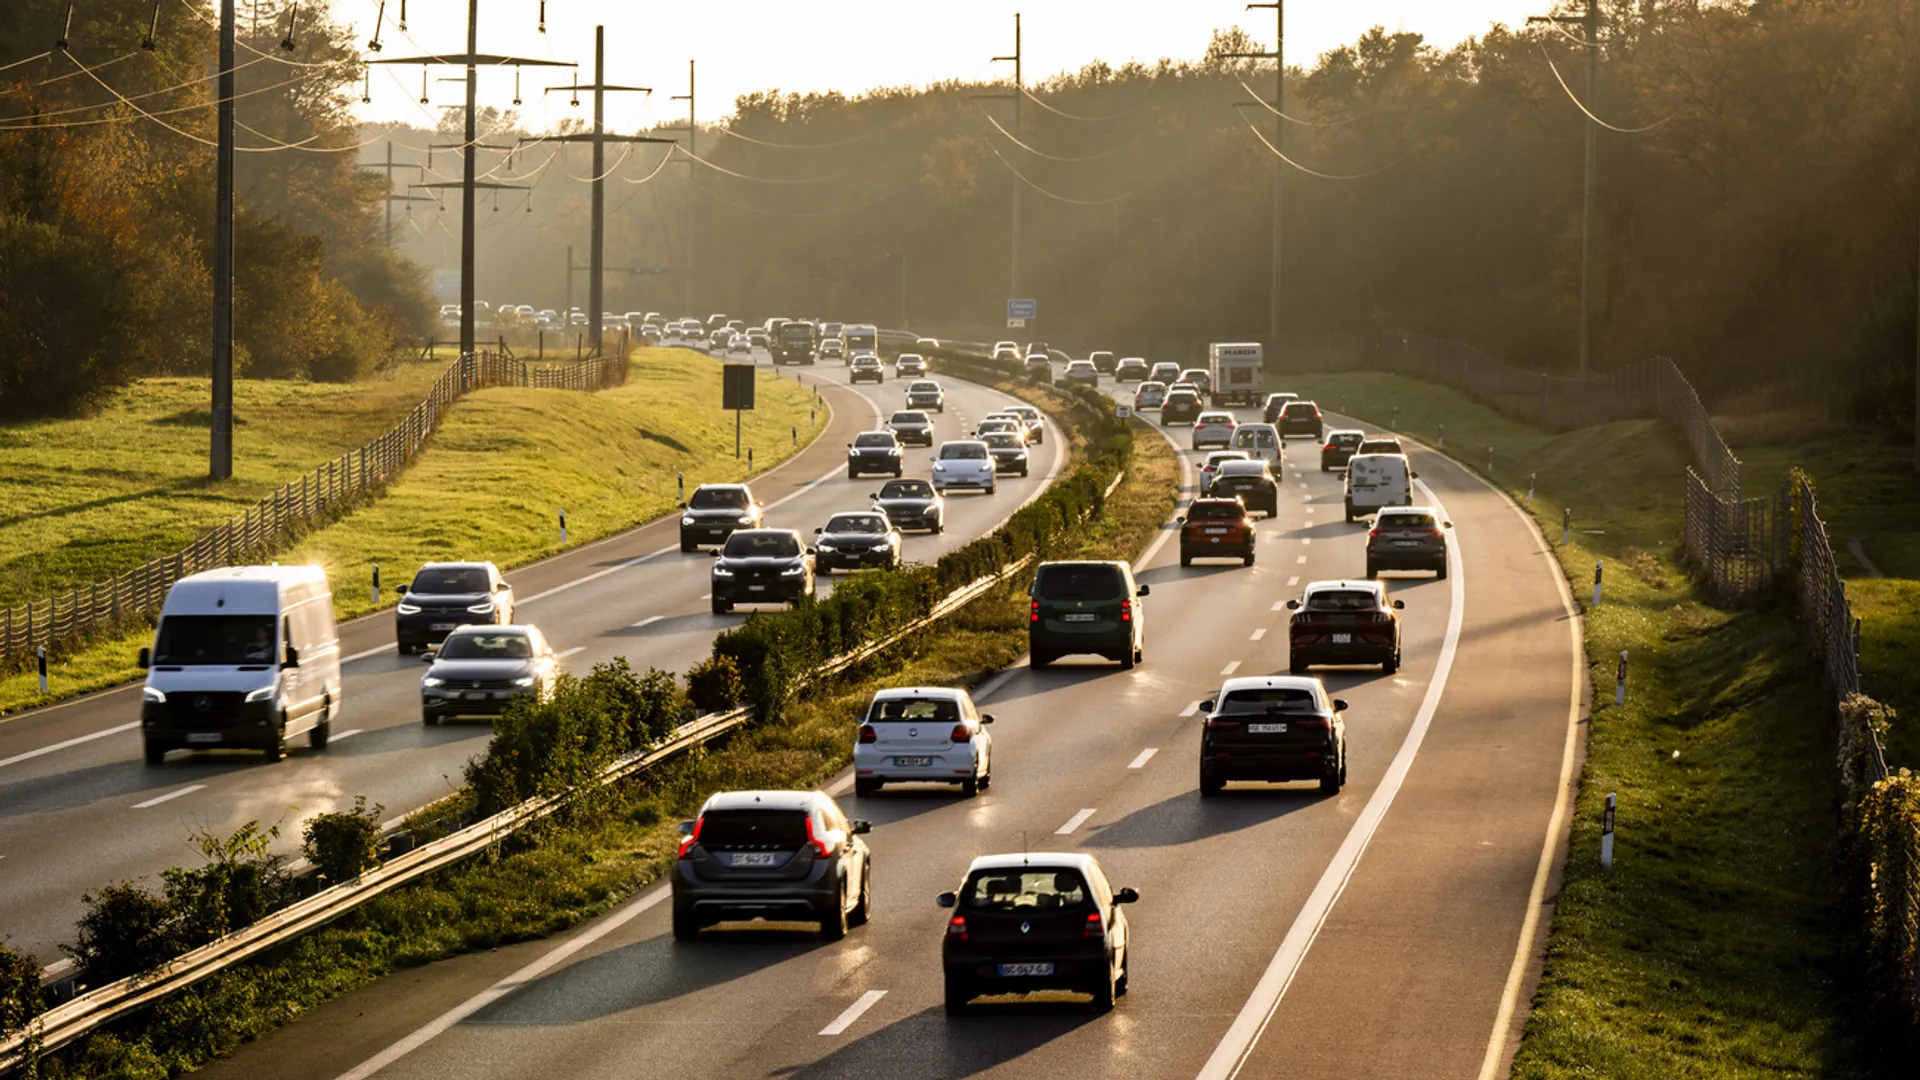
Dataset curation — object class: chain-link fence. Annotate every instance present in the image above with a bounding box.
[0,349,628,672]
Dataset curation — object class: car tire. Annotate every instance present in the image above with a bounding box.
[143,742,166,766]
[309,698,331,750]
[1200,767,1224,797]
[847,468,858,480]
[1180,551,1192,568]
[944,977,973,1016]
[1344,502,1355,523]
[1366,561,1377,579]
[423,710,440,726]
[672,905,700,942]
[264,721,285,763]
[711,598,731,615]
[855,777,880,797]
[1091,969,1117,1013]
[1030,648,1052,670]
[1320,757,1344,795]
[821,885,850,941]
[962,775,979,798]
[893,467,903,477]
[680,537,695,553]
[933,521,944,534]
[1383,650,1400,676]
[849,864,873,927]
[1116,949,1130,996]
[1243,550,1255,567]
[1436,562,1449,580]
[1289,657,1307,674]
[1120,643,1137,671]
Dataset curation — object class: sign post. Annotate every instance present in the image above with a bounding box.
[722,363,757,459]
[1006,298,1036,331]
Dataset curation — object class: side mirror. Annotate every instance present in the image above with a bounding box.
[980,713,996,724]
[709,550,720,559]
[1114,887,1140,905]
[1286,599,1301,610]
[677,820,695,836]
[845,442,853,448]
[1444,521,1453,529]
[420,651,435,663]
[813,527,823,534]
[807,547,818,556]
[1411,471,1420,479]
[495,582,510,592]
[1176,516,1187,525]
[678,501,688,509]
[851,819,872,835]
[936,891,958,909]
[1199,699,1216,713]
[399,583,410,595]
[137,647,151,669]
[282,645,301,669]
[1137,583,1150,597]
[1393,599,1406,609]
[1333,698,1350,712]
[868,493,879,500]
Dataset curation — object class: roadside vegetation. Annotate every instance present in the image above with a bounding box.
[1281,372,1882,1077]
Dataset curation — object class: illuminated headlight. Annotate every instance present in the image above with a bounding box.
[422,676,446,688]
[737,515,755,525]
[713,566,734,577]
[681,516,695,526]
[887,448,901,456]
[818,542,837,551]
[467,602,495,615]
[143,686,166,704]
[397,602,422,615]
[933,463,947,472]
[781,565,805,576]
[512,676,536,688]
[245,685,277,703]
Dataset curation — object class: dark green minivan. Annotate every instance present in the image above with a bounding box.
[1028,561,1149,669]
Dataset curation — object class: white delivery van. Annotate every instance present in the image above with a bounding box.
[1344,453,1415,522]
[1231,422,1284,466]
[1208,342,1264,407]
[138,565,341,764]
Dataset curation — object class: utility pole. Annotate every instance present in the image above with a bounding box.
[662,60,697,316]
[991,15,1023,299]
[369,139,433,248]
[210,0,235,479]
[1228,3,1284,354]
[373,5,571,371]
[534,26,666,357]
[1532,0,1599,376]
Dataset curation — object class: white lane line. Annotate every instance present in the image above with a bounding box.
[630,615,665,629]
[555,647,587,660]
[0,721,139,771]
[1301,538,1312,546]
[133,784,205,809]
[1220,660,1241,676]
[1305,507,1315,514]
[1286,576,1300,587]
[1055,808,1096,835]
[1250,628,1267,642]
[819,989,888,1036]
[701,593,712,600]
[333,886,673,1080]
[1197,479,1464,1080]
[342,642,396,664]
[1179,700,1203,718]
[1127,748,1158,770]
[328,728,365,744]
[1296,555,1308,564]
[1271,600,1289,611]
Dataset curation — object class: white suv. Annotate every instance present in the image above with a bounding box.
[853,687,994,797]
[1192,411,1239,450]
[932,440,997,495]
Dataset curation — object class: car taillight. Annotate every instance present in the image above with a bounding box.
[1030,600,1040,624]
[676,815,703,859]
[1368,529,1381,539]
[1084,912,1104,939]
[1324,443,1337,452]
[858,724,877,743]
[950,724,973,743]
[1205,716,1241,730]
[1427,528,1447,538]
[948,915,969,940]
[1120,599,1132,623]
[804,815,831,859]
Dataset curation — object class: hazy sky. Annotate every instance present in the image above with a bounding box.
[333,1,1538,133]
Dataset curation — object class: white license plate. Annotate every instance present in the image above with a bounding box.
[999,962,1054,977]
[894,756,932,767]
[465,691,488,701]
[1204,528,1229,535]
[430,623,457,631]
[731,852,778,867]
[1332,633,1352,644]
[748,584,766,591]
[1063,613,1097,622]
[186,732,222,744]
[1395,540,1421,546]
[1249,723,1288,734]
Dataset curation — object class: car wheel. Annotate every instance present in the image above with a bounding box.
[680,537,695,553]
[308,697,332,750]
[849,863,873,927]
[1091,968,1117,1013]
[1344,502,1355,523]
[1321,464,1329,473]
[1115,948,1130,996]
[1030,649,1052,670]
[1243,550,1255,567]
[847,468,857,480]
[1320,756,1344,795]
[1436,562,1449,580]
[821,884,850,941]
[855,777,880,797]
[933,521,944,534]
[143,741,166,766]
[1120,645,1137,671]
[422,711,440,726]
[264,720,286,763]
[1200,767,1224,797]
[672,905,700,942]
[1366,561,1377,579]
[1383,650,1400,676]
[945,976,973,1016]
[1289,657,1307,674]
[1180,551,1192,568]
[893,467,903,477]
[711,598,731,615]
[962,775,979,798]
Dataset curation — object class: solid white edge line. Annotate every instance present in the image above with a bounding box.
[1127,747,1158,770]
[1055,808,1096,835]
[1179,701,1202,719]
[0,721,139,770]
[132,783,205,810]
[333,885,673,1080]
[328,728,365,743]
[1196,477,1463,1080]
[819,989,888,1036]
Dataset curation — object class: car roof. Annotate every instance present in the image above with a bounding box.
[1197,412,1236,422]
[1236,422,1278,432]
[728,527,802,539]
[966,851,1100,874]
[1192,496,1248,507]
[1204,450,1249,460]
[1329,428,1366,437]
[1218,675,1324,696]
[871,686,969,702]
[417,560,496,572]
[890,410,930,420]
[444,622,531,637]
[940,439,989,448]
[1304,579,1386,596]
[1379,505,1439,516]
[702,790,820,813]
[1218,460,1270,474]
[1066,359,1094,366]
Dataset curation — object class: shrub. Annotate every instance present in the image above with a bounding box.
[161,822,295,951]
[302,796,386,885]
[1857,769,1920,1036]
[685,654,744,714]
[65,881,178,982]
[0,941,44,1038]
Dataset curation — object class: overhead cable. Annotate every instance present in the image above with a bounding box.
[982,141,1154,206]
[1233,111,1411,180]
[0,51,54,76]
[1537,42,1669,134]
[710,122,893,150]
[0,67,318,131]
[974,104,1136,162]
[1019,85,1143,123]
[1234,77,1369,128]
[172,0,338,69]
[675,144,864,184]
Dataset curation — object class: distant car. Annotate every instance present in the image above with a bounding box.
[1199,450,1250,494]
[932,440,997,495]
[847,430,905,478]
[1025,342,1052,362]
[673,790,872,941]
[1024,355,1053,384]
[916,336,942,356]
[1113,357,1149,382]
[887,409,935,446]
[1161,389,1202,426]
[1345,452,1414,521]
[938,852,1137,1014]
[708,328,733,352]
[1134,381,1168,410]
[1063,360,1099,387]
[872,477,945,534]
[1191,411,1238,450]
[680,483,763,551]
[1287,579,1403,674]
[710,528,815,613]
[726,319,746,333]
[728,333,752,354]
[1210,460,1280,517]
[706,313,729,331]
[1028,559,1148,669]
[974,417,1023,440]
[821,322,845,341]
[851,354,885,384]
[1357,435,1405,456]
[815,510,903,573]
[1178,368,1212,396]
[818,336,842,360]
[419,624,558,725]
[1321,429,1366,471]
[854,686,993,798]
[1087,350,1117,374]
[638,325,663,345]
[1180,497,1256,567]
[1147,361,1181,384]
[1263,392,1299,425]
[1198,676,1348,797]
[1279,400,1324,440]
[1230,422,1283,466]
[980,431,1031,476]
[395,561,516,654]
[1004,405,1045,445]
[905,379,945,412]
[897,354,929,377]
[1366,506,1451,579]
[992,341,1021,364]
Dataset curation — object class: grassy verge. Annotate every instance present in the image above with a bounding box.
[0,350,823,716]
[27,407,1175,1079]
[1278,373,1882,1077]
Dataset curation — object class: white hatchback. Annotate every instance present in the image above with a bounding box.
[932,440,998,494]
[853,687,994,797]
[1192,412,1239,450]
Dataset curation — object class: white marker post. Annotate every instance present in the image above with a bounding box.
[1528,472,1536,503]
[1437,422,1445,447]
[748,448,755,470]
[37,647,48,695]
[677,472,685,503]
[791,425,797,447]
[1561,507,1572,546]
[1601,792,1616,869]
[1391,406,1399,430]
[1593,561,1604,607]
[1615,650,1628,705]
[1486,446,1494,473]
[371,563,381,606]
[559,509,568,546]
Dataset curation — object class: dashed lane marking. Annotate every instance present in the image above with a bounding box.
[1055,808,1096,835]
[133,784,204,809]
[1128,748,1159,770]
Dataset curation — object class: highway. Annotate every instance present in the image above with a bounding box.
[0,350,1067,967]
[192,355,1584,1080]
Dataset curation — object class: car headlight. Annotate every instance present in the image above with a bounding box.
[737,515,755,525]
[467,602,495,615]
[422,676,446,688]
[934,463,947,472]
[245,685,277,703]
[396,601,422,615]
[713,566,734,577]
[818,541,837,551]
[781,565,805,575]
[143,686,166,704]
[681,516,695,526]
[512,676,536,688]
[887,448,901,456]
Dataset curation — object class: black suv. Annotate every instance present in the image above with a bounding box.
[847,430,904,478]
[673,790,871,941]
[1321,429,1365,471]
[814,511,903,573]
[938,854,1137,1014]
[395,561,514,653]
[680,484,763,551]
[1366,506,1451,578]
[1198,677,1348,796]
[1263,393,1298,425]
[710,529,815,613]
[1029,560,1147,669]
[1279,400,1324,440]
[1161,388,1202,426]
[1087,350,1117,374]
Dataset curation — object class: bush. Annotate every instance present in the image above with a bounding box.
[1857,769,1920,1037]
[685,654,744,714]
[65,881,178,983]
[161,822,295,951]
[302,796,386,885]
[0,941,44,1038]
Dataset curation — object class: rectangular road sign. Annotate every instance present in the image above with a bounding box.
[1007,317,1027,329]
[1007,298,1037,320]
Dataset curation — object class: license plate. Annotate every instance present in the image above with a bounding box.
[1063,613,1097,622]
[1332,633,1352,644]
[186,732,222,744]
[1205,527,1228,534]
[731,852,777,868]
[748,584,766,591]
[1395,540,1420,546]
[465,691,488,701]
[1249,723,1288,734]
[999,963,1054,977]
[894,756,932,767]
[430,623,457,631]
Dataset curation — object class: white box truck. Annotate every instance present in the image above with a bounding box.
[1209,342,1263,407]
[137,565,341,764]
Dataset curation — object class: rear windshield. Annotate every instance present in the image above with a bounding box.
[1034,564,1125,601]
[880,480,934,499]
[1009,408,1040,420]
[723,532,801,557]
[983,433,1023,448]
[868,697,961,723]
[153,614,277,666]
[1167,391,1198,404]
[1377,512,1436,529]
[412,567,488,594]
[1189,502,1245,521]
[1219,687,1322,712]
[827,514,889,534]
[690,487,749,510]
[438,632,532,659]
[854,433,896,448]
[1219,462,1270,477]
[978,420,1017,432]
[940,443,988,460]
[1284,402,1319,416]
[889,411,928,425]
[699,809,808,850]
[1235,429,1277,448]
[1358,439,1403,454]
[1198,413,1235,425]
[1307,590,1380,612]
[963,869,1091,912]
[1331,433,1365,447]
[1180,370,1208,381]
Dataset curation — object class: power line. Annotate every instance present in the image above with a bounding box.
[981,141,1155,206]
[1020,85,1143,123]
[675,144,867,184]
[710,122,893,150]
[0,66,321,131]
[170,0,337,69]
[0,51,282,123]
[974,104,1136,162]
[1537,41,1670,134]
[0,51,53,75]
[1233,111,1411,180]
[1234,77,1368,128]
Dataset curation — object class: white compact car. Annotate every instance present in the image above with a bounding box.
[932,440,997,495]
[853,686,994,797]
[1191,412,1239,450]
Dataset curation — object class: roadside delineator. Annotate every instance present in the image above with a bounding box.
[559,509,568,546]
[1593,561,1604,607]
[1601,792,1617,868]
[1615,649,1628,705]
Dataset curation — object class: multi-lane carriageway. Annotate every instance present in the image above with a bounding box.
[9,351,1586,1080]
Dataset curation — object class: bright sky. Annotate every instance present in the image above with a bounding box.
[334,1,1539,133]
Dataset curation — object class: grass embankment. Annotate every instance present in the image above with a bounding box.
[36,405,1177,1079]
[0,350,823,716]
[1280,373,1881,1078]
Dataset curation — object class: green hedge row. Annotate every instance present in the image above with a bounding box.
[1838,693,1920,1043]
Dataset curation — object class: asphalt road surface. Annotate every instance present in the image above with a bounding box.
[193,357,1583,1080]
[0,349,1066,966]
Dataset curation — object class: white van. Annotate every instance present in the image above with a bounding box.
[1230,422,1283,466]
[138,565,341,764]
[1344,453,1415,522]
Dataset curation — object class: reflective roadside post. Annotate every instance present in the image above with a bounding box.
[371,564,381,606]
[1593,561,1604,607]
[1487,446,1494,473]
[1562,507,1572,546]
[1615,650,1628,705]
[37,647,48,695]
[1601,792,1616,869]
[1438,422,1445,448]
[1528,472,1536,503]
[677,472,685,503]
[559,509,568,546]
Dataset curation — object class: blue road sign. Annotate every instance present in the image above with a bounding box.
[1007,298,1037,320]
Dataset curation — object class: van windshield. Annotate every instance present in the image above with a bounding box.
[153,615,278,666]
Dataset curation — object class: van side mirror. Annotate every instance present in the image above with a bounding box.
[1114,887,1140,904]
[1333,698,1350,712]
[137,647,151,669]
[1136,583,1150,597]
[935,892,958,909]
[1411,471,1420,479]
[1444,521,1453,529]
[1393,599,1405,609]
[851,819,872,835]
[282,645,301,669]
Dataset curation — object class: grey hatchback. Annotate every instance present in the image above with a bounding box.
[1366,506,1451,578]
[673,790,872,941]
